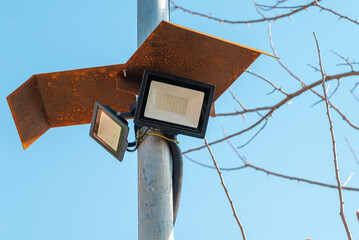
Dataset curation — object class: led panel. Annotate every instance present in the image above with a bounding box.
[90,101,129,161]
[134,70,215,138]
[144,81,204,128]
[97,110,123,150]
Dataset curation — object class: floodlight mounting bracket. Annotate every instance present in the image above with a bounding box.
[102,105,138,148]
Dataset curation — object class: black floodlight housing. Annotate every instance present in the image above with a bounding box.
[134,69,215,138]
[90,101,129,161]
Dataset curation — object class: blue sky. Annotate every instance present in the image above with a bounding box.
[1,0,359,239]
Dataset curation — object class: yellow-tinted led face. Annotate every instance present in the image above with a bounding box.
[155,94,188,115]
[96,110,122,150]
[144,81,204,128]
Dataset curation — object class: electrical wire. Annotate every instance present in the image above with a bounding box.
[137,132,180,144]
[127,127,149,152]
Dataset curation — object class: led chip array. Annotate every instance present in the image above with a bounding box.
[155,94,188,115]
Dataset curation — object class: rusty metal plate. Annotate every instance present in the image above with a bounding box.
[117,21,274,101]
[7,64,136,149]
[7,76,50,150]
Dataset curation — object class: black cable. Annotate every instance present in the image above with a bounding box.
[127,126,149,152]
[165,134,183,226]
[132,129,183,225]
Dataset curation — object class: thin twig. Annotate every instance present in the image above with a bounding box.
[246,70,289,96]
[314,32,352,240]
[258,2,310,10]
[253,0,266,19]
[345,136,359,165]
[185,152,359,192]
[222,126,248,165]
[170,0,319,25]
[307,64,321,72]
[229,88,246,110]
[229,88,247,122]
[331,50,354,72]
[204,137,247,240]
[311,79,340,107]
[215,106,272,117]
[315,2,359,26]
[328,79,341,100]
[337,62,359,67]
[342,173,354,188]
[269,22,307,87]
[311,83,330,107]
[350,82,359,102]
[184,111,273,153]
[184,154,248,171]
[248,164,359,192]
[237,118,269,149]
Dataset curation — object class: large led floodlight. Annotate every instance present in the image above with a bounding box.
[134,70,215,138]
[90,101,129,161]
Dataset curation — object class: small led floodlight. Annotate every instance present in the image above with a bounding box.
[90,101,129,161]
[134,70,215,138]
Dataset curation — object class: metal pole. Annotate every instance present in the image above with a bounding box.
[137,0,169,47]
[137,1,173,240]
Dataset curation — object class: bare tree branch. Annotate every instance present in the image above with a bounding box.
[222,126,248,165]
[237,118,269,149]
[331,50,354,72]
[216,71,359,117]
[315,2,359,26]
[184,154,248,171]
[258,2,311,10]
[268,22,306,87]
[350,82,359,102]
[328,79,341,100]
[215,106,272,117]
[228,88,247,122]
[311,83,331,107]
[204,137,247,240]
[342,173,354,188]
[248,164,359,192]
[311,79,340,107]
[307,64,320,72]
[170,0,319,25]
[314,32,352,240]
[269,23,359,130]
[171,1,359,236]
[216,128,359,192]
[345,136,359,165]
[184,111,273,153]
[185,151,359,192]
[186,71,359,154]
[171,0,359,27]
[246,70,289,96]
[228,88,246,109]
[337,62,359,67]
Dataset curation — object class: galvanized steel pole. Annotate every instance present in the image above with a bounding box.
[137,0,169,48]
[137,1,173,240]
